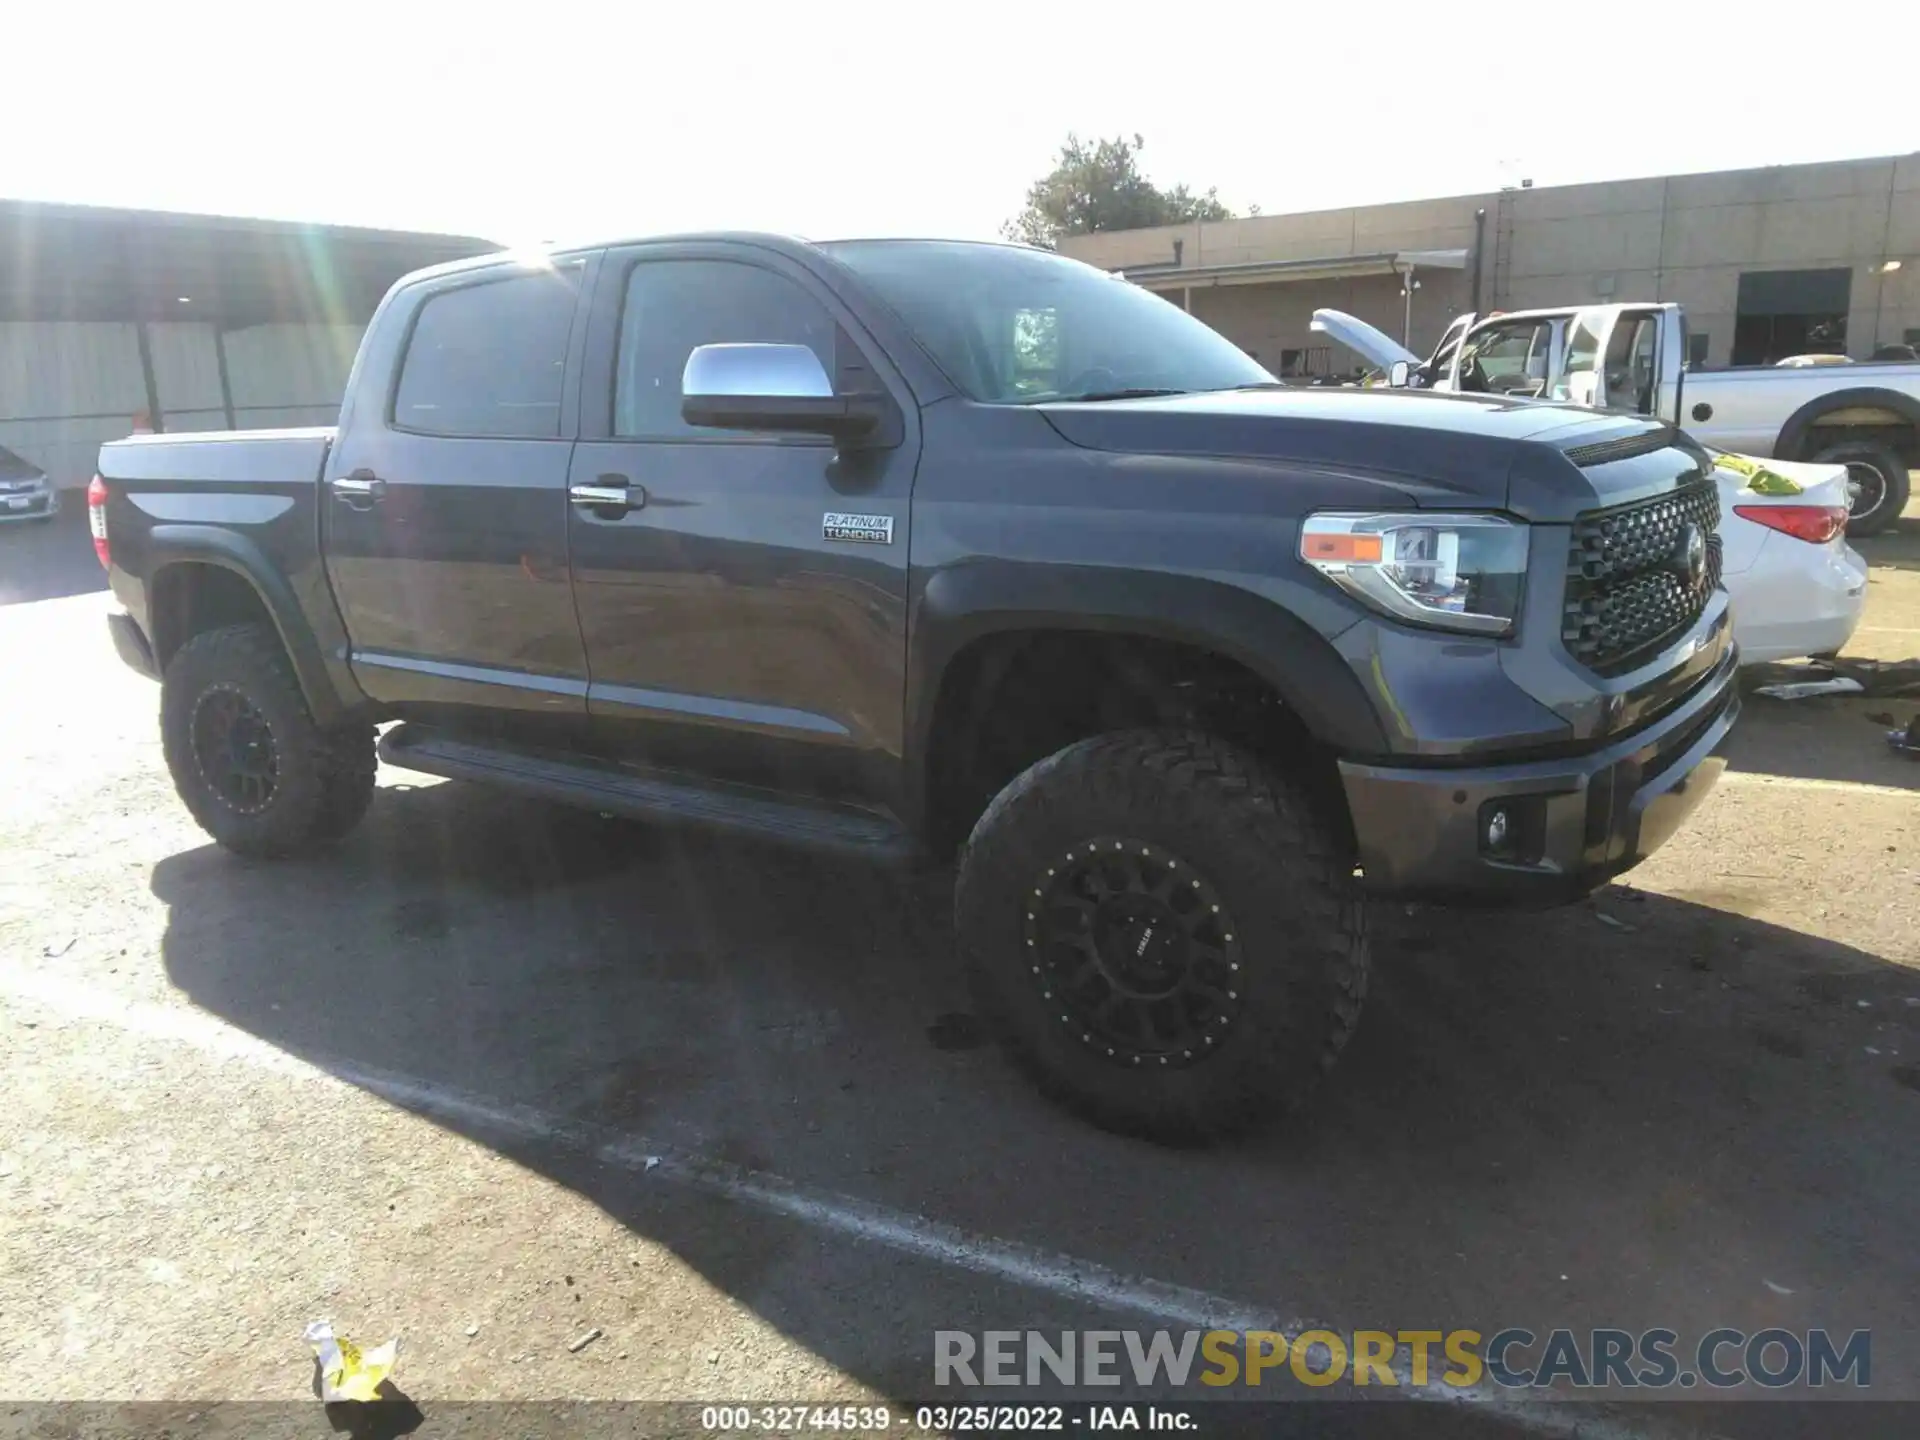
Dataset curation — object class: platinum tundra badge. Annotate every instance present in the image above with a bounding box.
[823,512,894,544]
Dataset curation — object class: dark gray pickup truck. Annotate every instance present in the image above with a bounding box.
[94,235,1739,1141]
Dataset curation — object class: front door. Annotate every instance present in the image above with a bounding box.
[566,244,921,810]
[322,258,594,743]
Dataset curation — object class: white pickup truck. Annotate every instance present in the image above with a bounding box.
[1314,303,1920,535]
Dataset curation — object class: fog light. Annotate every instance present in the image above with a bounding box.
[1484,807,1510,851]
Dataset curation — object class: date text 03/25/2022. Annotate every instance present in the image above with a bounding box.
[700,1405,1192,1432]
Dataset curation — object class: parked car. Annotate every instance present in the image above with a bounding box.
[1708,452,1866,664]
[1316,303,1920,535]
[1315,306,1869,664]
[0,445,57,522]
[92,236,1739,1142]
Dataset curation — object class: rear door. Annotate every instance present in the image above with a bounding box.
[565,242,921,808]
[323,257,596,743]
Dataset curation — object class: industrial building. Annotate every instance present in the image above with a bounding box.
[0,200,497,489]
[1059,152,1920,380]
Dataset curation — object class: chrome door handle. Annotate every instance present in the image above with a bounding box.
[569,475,645,512]
[331,469,386,500]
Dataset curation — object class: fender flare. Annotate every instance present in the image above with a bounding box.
[904,561,1384,826]
[146,524,364,726]
[1775,386,1920,459]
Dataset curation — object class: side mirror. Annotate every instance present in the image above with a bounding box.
[681,343,889,442]
[1387,360,1412,388]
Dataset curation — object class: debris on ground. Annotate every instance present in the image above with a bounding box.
[42,937,76,958]
[1889,716,1920,760]
[1829,657,1920,698]
[1753,677,1864,700]
[304,1320,399,1403]
[567,1327,603,1354]
[1594,912,1636,932]
[1763,1279,1795,1296]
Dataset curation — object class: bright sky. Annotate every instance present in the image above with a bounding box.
[4,1,1916,246]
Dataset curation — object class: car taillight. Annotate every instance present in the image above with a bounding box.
[1732,503,1849,545]
[87,474,110,568]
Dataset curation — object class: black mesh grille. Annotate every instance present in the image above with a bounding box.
[1563,480,1721,674]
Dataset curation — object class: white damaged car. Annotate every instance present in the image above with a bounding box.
[1313,307,1867,665]
[1708,452,1866,663]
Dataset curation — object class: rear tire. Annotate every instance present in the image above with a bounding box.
[1808,439,1909,538]
[954,730,1369,1144]
[160,624,376,857]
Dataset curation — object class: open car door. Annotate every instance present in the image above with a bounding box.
[1539,304,1688,423]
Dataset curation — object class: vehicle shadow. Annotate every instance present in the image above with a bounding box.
[151,781,1920,1426]
[0,500,106,606]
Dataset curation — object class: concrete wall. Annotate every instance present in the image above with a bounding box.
[0,320,360,486]
[1187,272,1469,373]
[1063,152,1920,369]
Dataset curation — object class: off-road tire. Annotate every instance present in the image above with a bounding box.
[954,729,1369,1144]
[1809,439,1909,538]
[160,623,376,857]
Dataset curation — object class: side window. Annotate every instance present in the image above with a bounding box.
[1456,320,1552,395]
[393,266,581,437]
[1552,313,1607,405]
[1604,316,1659,415]
[615,260,838,439]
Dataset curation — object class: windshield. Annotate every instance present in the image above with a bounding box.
[822,240,1272,403]
[0,445,43,480]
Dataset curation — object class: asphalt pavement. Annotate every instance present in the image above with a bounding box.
[2,501,1917,1438]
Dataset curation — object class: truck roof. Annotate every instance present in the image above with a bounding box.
[385,233,1057,287]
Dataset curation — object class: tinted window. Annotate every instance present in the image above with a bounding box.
[615,261,837,439]
[823,240,1270,403]
[393,266,581,437]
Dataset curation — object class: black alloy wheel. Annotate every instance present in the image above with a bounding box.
[1025,837,1246,1068]
[190,685,281,814]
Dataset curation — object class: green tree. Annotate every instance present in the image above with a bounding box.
[1003,133,1233,249]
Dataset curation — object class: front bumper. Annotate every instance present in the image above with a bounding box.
[1339,644,1740,905]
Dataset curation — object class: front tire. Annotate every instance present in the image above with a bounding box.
[160,624,376,857]
[954,730,1369,1144]
[1809,439,1909,538]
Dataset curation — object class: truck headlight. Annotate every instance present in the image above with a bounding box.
[1299,512,1528,635]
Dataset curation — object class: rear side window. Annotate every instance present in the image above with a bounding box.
[615,260,838,439]
[393,265,582,438]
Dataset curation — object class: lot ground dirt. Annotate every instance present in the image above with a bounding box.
[2,498,1917,1438]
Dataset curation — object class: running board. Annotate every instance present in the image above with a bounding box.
[378,725,915,862]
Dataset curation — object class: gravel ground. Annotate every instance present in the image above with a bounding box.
[2,503,1917,1438]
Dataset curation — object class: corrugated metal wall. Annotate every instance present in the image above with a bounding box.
[0,320,361,484]
[0,322,149,487]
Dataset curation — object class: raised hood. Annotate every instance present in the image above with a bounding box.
[1310,308,1419,369]
[1039,387,1704,519]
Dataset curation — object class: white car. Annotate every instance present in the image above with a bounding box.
[1710,453,1866,664]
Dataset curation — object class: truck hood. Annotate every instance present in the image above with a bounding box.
[1309,308,1420,369]
[1039,386,1698,517]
